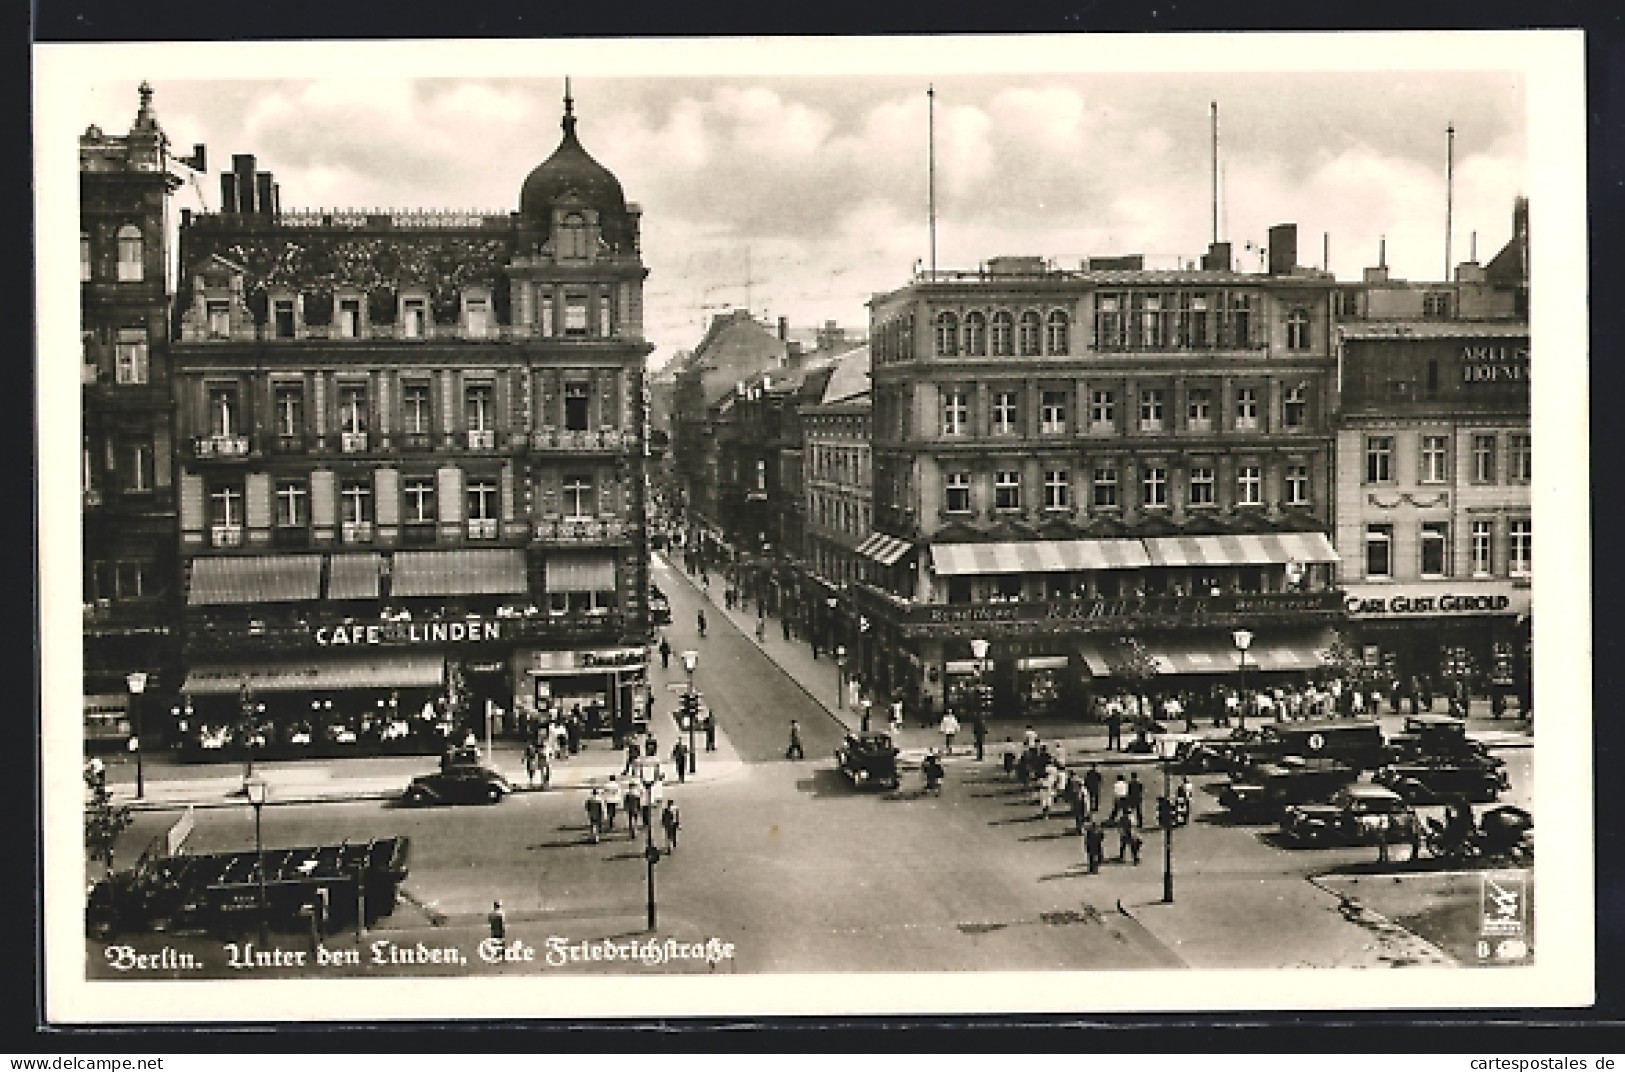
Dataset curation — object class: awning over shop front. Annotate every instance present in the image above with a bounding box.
[856,533,912,567]
[1078,631,1334,677]
[930,539,1150,576]
[545,552,617,592]
[391,549,528,597]
[187,555,323,606]
[181,656,446,695]
[326,553,382,601]
[1141,532,1339,568]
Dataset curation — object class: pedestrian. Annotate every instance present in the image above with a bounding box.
[1084,821,1106,873]
[603,774,620,829]
[1083,764,1103,817]
[782,616,791,642]
[1106,707,1122,751]
[624,777,643,838]
[646,771,666,828]
[661,799,681,854]
[1109,773,1129,823]
[1116,810,1142,864]
[859,701,871,733]
[786,719,805,760]
[697,610,707,638]
[972,715,987,762]
[1022,725,1039,750]
[566,713,582,755]
[1126,772,1145,827]
[645,734,659,757]
[585,786,604,843]
[940,711,960,755]
[552,720,569,760]
[488,900,506,941]
[671,738,689,783]
[659,636,672,670]
[1002,739,1017,778]
[622,737,640,776]
[523,742,539,787]
[1037,765,1055,819]
[1072,778,1089,836]
[704,711,717,752]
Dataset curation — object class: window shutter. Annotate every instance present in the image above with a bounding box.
[309,470,336,528]
[245,472,272,531]
[437,467,464,524]
[374,468,400,526]
[500,462,516,521]
[179,472,205,533]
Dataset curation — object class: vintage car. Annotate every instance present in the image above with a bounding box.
[835,731,901,790]
[403,752,513,805]
[649,584,672,625]
[1227,719,1390,774]
[1217,756,1360,821]
[1385,714,1497,764]
[1281,783,1419,847]
[1373,757,1508,804]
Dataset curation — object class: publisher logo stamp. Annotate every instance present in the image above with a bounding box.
[1477,870,1531,962]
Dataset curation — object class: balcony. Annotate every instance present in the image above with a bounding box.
[533,516,629,544]
[887,587,1347,639]
[340,432,370,454]
[530,427,635,452]
[466,429,497,451]
[340,521,374,544]
[210,524,244,549]
[194,434,251,459]
[466,518,499,540]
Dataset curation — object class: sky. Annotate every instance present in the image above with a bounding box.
[69,44,1529,370]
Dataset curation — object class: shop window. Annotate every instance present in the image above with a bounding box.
[564,382,591,431]
[1509,519,1532,577]
[1092,464,1118,508]
[1142,466,1167,508]
[994,471,1021,511]
[944,472,970,514]
[1365,524,1393,579]
[942,390,968,437]
[1473,435,1497,483]
[1420,521,1450,578]
[1044,469,1069,511]
[935,312,959,356]
[116,224,143,282]
[993,391,1018,435]
[962,311,987,356]
[1365,436,1393,484]
[1471,520,1493,577]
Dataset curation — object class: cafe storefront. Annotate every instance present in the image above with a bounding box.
[512,644,648,740]
[1340,579,1531,697]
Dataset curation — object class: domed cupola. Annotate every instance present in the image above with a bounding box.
[519,83,636,254]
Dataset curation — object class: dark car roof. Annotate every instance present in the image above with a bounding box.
[845,732,895,750]
[1406,714,1467,728]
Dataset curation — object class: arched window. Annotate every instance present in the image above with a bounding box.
[1286,308,1311,350]
[116,224,143,283]
[557,213,589,260]
[1045,310,1070,355]
[991,310,1015,356]
[1018,310,1042,356]
[963,311,987,356]
[934,311,959,356]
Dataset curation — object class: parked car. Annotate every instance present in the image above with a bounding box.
[402,754,513,805]
[1374,758,1508,804]
[649,584,672,625]
[1228,719,1389,774]
[1280,783,1419,847]
[1385,714,1497,764]
[835,731,901,790]
[1218,757,1360,821]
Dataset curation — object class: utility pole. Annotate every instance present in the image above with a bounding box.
[928,85,937,277]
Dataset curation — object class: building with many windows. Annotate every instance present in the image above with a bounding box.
[859,234,1347,718]
[802,344,875,591]
[166,90,653,750]
[79,84,193,748]
[1332,198,1531,707]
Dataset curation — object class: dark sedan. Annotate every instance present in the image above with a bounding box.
[1281,784,1419,847]
[403,764,513,806]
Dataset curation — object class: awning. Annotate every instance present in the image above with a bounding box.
[187,555,323,606]
[1141,532,1338,568]
[1078,631,1334,677]
[1077,642,1114,677]
[930,539,1151,576]
[545,552,617,592]
[391,549,528,597]
[182,656,446,694]
[327,553,382,601]
[857,533,912,567]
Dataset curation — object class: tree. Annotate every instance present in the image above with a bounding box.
[1109,636,1161,688]
[1319,629,1368,684]
[84,763,133,874]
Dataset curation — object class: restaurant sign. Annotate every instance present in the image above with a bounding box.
[901,589,1344,637]
[315,619,504,646]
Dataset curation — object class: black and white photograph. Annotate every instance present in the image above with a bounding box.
[35,32,1591,1022]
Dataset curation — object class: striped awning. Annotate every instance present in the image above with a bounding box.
[1077,631,1334,677]
[930,539,1151,577]
[187,555,323,606]
[545,552,617,592]
[1141,532,1339,568]
[856,533,912,567]
[391,549,528,597]
[326,553,382,601]
[181,656,446,694]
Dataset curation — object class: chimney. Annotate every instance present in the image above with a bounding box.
[232,153,257,215]
[220,172,238,214]
[255,173,275,219]
[1267,223,1297,275]
[777,316,788,342]
[181,208,191,227]
[1200,241,1232,271]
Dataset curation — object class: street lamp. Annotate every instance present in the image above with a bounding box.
[1154,733,1180,904]
[244,776,270,945]
[969,638,990,722]
[638,758,662,931]
[835,645,848,709]
[125,671,147,800]
[1233,628,1254,731]
[680,649,699,774]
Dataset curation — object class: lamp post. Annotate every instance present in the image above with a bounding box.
[125,671,148,799]
[1155,733,1179,904]
[639,758,661,931]
[244,777,269,945]
[835,646,848,709]
[969,638,990,723]
[826,596,839,661]
[680,649,699,775]
[1233,628,1254,731]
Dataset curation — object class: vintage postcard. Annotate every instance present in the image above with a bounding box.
[36,31,1591,1022]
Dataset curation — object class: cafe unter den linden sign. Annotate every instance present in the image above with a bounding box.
[315,619,505,646]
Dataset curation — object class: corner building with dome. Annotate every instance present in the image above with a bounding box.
[165,90,654,754]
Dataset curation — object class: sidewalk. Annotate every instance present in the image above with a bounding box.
[104,710,746,812]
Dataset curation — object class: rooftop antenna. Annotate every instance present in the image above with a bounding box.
[1445,122,1455,279]
[928,85,937,277]
[1323,232,1330,273]
[1471,231,1478,262]
[1379,235,1387,270]
[1211,101,1220,245]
